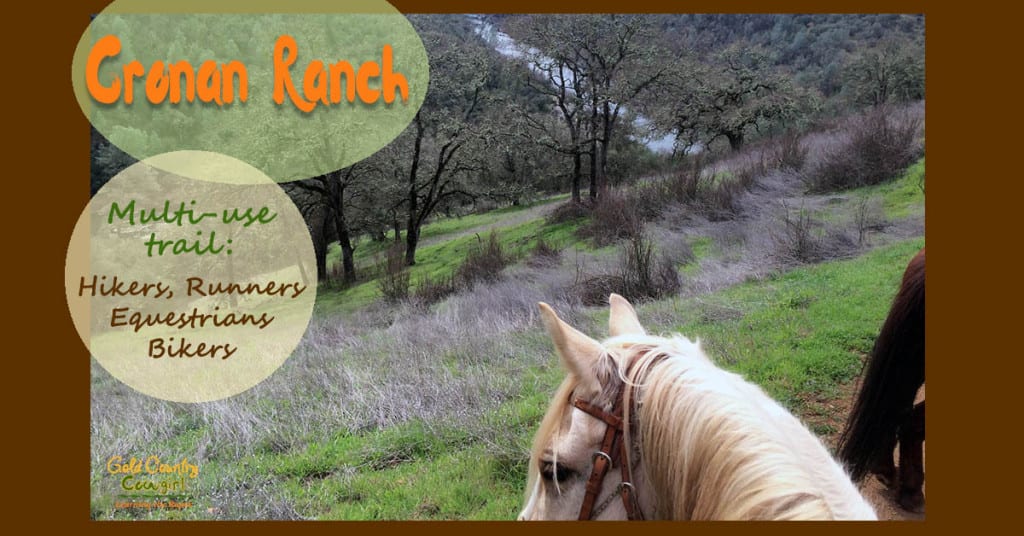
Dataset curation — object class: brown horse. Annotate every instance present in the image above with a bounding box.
[837,248,925,512]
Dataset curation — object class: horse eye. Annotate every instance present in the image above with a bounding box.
[540,461,576,482]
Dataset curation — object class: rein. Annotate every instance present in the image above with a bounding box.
[572,385,644,520]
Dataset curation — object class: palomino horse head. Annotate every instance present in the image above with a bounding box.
[519,294,877,521]
[518,294,654,520]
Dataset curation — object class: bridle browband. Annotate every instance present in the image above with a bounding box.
[571,382,644,521]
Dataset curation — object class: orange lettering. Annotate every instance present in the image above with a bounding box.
[197,62,222,105]
[356,61,381,104]
[381,45,408,103]
[302,60,330,107]
[273,35,314,113]
[222,61,247,104]
[271,37,408,112]
[84,37,247,106]
[122,61,144,104]
[85,35,122,104]
[329,61,356,103]
[145,61,170,103]
[168,61,196,104]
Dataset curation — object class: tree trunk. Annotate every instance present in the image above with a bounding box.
[599,101,612,194]
[571,150,582,203]
[404,221,418,266]
[405,112,424,266]
[564,108,583,204]
[589,103,600,201]
[334,212,355,283]
[727,131,744,151]
[405,178,419,266]
[312,226,327,282]
[322,176,357,283]
[588,145,598,201]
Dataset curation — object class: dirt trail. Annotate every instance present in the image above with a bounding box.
[861,386,926,520]
[417,198,562,250]
[353,198,562,273]
[808,380,926,520]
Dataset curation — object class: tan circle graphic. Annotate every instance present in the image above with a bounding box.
[66,152,317,402]
[71,0,430,183]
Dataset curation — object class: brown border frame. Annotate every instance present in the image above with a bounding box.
[11,0,1003,532]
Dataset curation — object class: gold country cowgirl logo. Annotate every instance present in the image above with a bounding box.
[107,455,200,497]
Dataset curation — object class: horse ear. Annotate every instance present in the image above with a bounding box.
[609,293,645,337]
[538,302,604,387]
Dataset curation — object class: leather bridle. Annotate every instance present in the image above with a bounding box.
[571,384,644,520]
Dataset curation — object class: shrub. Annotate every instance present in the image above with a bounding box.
[774,131,809,172]
[578,189,644,246]
[733,160,761,192]
[575,234,681,306]
[804,108,922,192]
[412,273,458,307]
[667,154,707,204]
[546,200,590,225]
[377,243,410,303]
[388,232,515,308]
[666,154,749,221]
[527,236,561,267]
[619,234,681,300]
[771,202,823,263]
[703,178,746,221]
[852,196,888,246]
[658,235,697,267]
[771,202,859,264]
[629,181,671,222]
[455,231,511,288]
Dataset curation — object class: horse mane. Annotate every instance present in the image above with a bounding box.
[529,330,874,519]
[613,335,854,519]
[837,248,925,480]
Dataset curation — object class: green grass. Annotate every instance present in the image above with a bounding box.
[681,236,714,276]
[301,380,556,520]
[92,151,927,520]
[93,238,925,520]
[637,237,925,409]
[851,157,925,219]
[315,216,584,315]
[92,362,561,521]
[412,194,571,243]
[809,158,925,227]
[247,362,562,520]
[326,194,571,271]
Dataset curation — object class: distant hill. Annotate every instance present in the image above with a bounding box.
[653,14,924,96]
[492,14,924,99]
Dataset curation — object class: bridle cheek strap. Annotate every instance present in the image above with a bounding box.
[573,396,643,520]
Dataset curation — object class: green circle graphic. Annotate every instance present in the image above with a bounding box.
[72,0,429,183]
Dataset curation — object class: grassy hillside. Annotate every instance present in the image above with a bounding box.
[297,238,923,520]
[91,235,923,520]
[90,134,926,520]
[317,214,583,314]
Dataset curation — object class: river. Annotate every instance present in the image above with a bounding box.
[468,15,680,154]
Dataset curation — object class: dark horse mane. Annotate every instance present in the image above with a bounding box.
[837,248,925,481]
